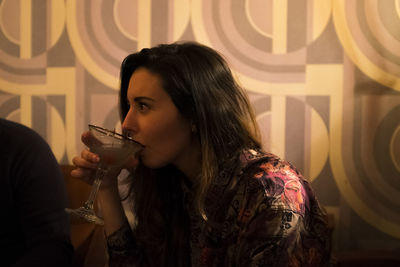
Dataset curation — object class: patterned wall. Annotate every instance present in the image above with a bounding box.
[0,0,399,251]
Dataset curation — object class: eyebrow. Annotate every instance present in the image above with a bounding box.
[132,96,155,102]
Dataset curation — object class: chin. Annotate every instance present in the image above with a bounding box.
[140,156,157,169]
[141,157,170,169]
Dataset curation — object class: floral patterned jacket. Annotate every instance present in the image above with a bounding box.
[107,149,333,266]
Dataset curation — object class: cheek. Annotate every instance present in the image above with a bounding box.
[140,116,191,167]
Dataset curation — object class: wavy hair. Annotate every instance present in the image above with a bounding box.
[119,42,261,266]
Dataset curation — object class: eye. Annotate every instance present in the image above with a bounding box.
[139,102,146,110]
[136,102,149,113]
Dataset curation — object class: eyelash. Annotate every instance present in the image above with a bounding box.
[127,101,149,112]
[137,102,148,111]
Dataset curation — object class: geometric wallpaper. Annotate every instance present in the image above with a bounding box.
[0,0,399,252]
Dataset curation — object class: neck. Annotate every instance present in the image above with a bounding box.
[174,140,202,184]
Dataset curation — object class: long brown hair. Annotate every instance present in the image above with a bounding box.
[119,42,261,266]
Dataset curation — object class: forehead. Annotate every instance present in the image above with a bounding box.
[127,67,166,98]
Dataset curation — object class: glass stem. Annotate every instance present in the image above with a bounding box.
[83,167,108,210]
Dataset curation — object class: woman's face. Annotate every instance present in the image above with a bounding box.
[122,67,198,171]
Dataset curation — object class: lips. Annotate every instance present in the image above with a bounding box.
[136,144,145,155]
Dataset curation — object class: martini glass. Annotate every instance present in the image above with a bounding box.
[66,124,143,225]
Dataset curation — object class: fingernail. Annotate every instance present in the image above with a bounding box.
[93,155,100,162]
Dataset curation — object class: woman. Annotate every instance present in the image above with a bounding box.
[72,42,332,266]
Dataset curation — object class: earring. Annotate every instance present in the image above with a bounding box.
[191,124,197,133]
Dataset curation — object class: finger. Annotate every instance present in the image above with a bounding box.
[70,167,94,179]
[81,148,100,164]
[72,155,98,169]
[70,168,95,185]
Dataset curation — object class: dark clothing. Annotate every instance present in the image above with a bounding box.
[107,149,332,266]
[0,119,73,266]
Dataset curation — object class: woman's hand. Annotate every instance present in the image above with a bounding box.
[70,131,138,189]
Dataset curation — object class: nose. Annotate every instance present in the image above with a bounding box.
[122,107,137,138]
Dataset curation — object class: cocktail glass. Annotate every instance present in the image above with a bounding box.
[65,124,143,225]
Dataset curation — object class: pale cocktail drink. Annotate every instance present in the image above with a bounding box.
[65,125,143,225]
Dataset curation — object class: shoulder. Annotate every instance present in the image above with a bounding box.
[239,149,300,177]
[232,151,332,267]
[0,119,52,156]
[0,119,45,143]
[238,149,308,215]
[0,119,61,184]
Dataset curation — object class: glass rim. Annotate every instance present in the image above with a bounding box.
[88,124,144,147]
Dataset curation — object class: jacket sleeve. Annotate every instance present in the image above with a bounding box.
[106,222,146,267]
